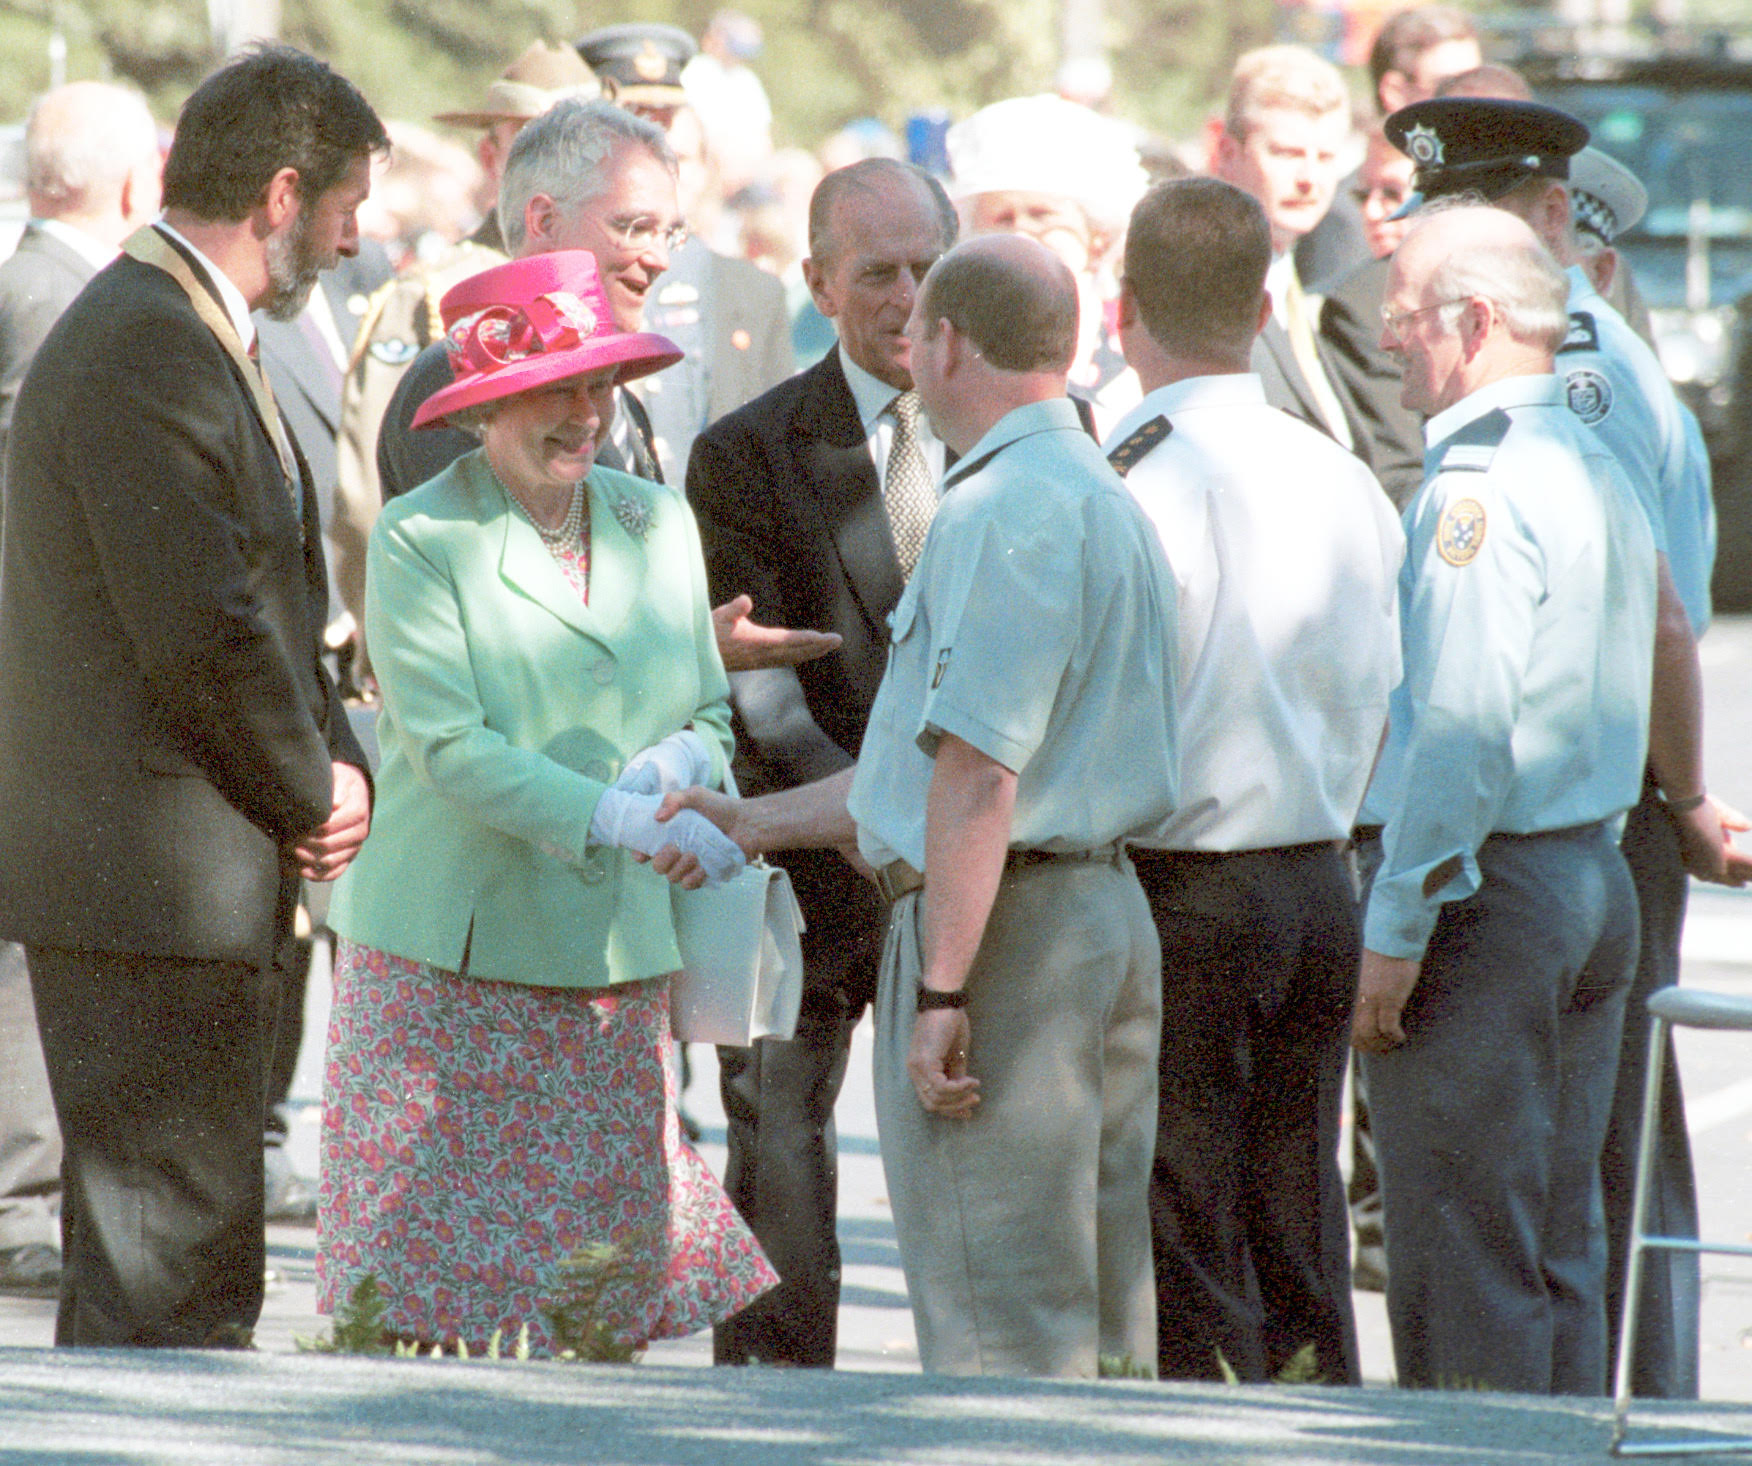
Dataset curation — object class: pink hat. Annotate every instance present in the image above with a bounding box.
[411,250,683,430]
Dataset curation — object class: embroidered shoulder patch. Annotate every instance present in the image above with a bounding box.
[1559,311,1599,354]
[1436,497,1487,567]
[1565,367,1614,425]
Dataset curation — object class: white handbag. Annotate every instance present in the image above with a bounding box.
[669,859,805,1046]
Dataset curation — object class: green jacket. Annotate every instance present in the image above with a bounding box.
[329,450,732,988]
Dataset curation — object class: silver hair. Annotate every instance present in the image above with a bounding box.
[496,99,675,253]
[1417,197,1570,353]
[25,83,157,212]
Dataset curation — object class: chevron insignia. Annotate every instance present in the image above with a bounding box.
[1106,415,1171,478]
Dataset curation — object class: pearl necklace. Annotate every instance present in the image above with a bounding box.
[491,466,585,548]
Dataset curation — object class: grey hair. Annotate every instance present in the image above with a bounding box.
[26,83,157,211]
[497,99,675,253]
[1418,197,1570,353]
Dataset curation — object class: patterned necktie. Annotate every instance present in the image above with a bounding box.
[884,390,935,578]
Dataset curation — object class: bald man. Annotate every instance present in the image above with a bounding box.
[665,234,1181,1376]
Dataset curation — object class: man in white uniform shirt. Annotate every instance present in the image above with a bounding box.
[1105,177,1404,1384]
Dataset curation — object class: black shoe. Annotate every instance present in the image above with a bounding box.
[0,1243,60,1294]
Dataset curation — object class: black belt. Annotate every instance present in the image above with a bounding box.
[874,847,1117,903]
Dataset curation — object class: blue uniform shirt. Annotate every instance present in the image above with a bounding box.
[1360,374,1656,960]
[1561,264,1715,633]
[848,397,1180,872]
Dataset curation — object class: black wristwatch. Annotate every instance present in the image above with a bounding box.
[916,985,970,1012]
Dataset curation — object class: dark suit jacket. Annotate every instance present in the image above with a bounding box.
[1319,254,1425,509]
[1251,316,1362,450]
[0,225,96,454]
[256,244,394,619]
[0,242,367,965]
[685,349,897,1014]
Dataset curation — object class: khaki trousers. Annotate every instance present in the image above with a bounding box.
[873,855,1161,1377]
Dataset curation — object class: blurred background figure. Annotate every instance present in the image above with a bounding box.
[946,93,1147,430]
[0,78,161,1298]
[1299,6,1482,293]
[576,24,793,485]
[683,9,774,198]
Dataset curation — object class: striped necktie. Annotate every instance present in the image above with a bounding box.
[884,390,935,578]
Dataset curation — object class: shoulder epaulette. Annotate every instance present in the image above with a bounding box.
[1105,415,1171,478]
[1432,407,1511,473]
[1558,311,1599,355]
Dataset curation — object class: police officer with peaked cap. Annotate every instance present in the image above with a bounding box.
[577,23,697,127]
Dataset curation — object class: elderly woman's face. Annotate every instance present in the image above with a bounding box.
[482,366,619,496]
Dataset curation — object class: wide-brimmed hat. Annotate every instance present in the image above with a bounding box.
[411,252,683,430]
[434,41,600,129]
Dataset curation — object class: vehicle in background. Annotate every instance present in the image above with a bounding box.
[1507,34,1752,609]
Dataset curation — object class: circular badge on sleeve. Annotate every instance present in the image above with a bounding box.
[1565,368,1614,424]
[1436,497,1487,567]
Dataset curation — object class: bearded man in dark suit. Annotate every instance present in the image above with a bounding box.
[686,157,956,1368]
[0,45,384,1348]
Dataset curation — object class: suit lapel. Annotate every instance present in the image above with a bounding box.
[492,467,640,646]
[795,353,905,635]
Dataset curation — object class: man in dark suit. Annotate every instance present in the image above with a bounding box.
[0,79,161,1297]
[0,82,161,452]
[686,157,956,1367]
[0,45,384,1348]
[1211,46,1359,452]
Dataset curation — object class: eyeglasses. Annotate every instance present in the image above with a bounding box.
[1351,183,1410,209]
[605,213,688,255]
[1380,297,1468,341]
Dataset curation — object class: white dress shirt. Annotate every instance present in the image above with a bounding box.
[1107,371,1404,851]
[838,343,947,493]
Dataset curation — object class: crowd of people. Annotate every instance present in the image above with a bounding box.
[0,2,1741,1405]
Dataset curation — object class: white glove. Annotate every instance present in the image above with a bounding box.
[589,787,745,886]
[614,729,715,797]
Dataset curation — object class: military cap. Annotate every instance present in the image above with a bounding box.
[433,41,599,128]
[576,23,696,109]
[1569,146,1647,245]
[1386,97,1590,215]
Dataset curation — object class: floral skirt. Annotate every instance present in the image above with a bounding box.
[316,939,776,1354]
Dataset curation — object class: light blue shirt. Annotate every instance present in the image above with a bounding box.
[1360,374,1656,959]
[848,397,1180,871]
[1561,264,1715,633]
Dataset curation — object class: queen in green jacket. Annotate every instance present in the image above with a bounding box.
[317,250,776,1354]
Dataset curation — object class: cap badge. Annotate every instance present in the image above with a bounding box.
[1404,123,1444,168]
[634,42,667,81]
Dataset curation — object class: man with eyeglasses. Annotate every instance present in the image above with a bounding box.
[1353,201,1657,1394]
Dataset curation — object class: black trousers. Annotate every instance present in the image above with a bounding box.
[1605,778,1701,1397]
[713,1005,859,1367]
[26,945,277,1347]
[1134,841,1362,1385]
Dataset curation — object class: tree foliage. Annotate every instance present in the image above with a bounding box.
[0,0,1304,149]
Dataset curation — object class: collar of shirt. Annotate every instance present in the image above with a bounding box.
[1265,252,1295,327]
[154,219,257,353]
[1104,372,1267,451]
[32,218,118,273]
[943,396,1083,491]
[1424,373,1565,452]
[1565,261,1603,313]
[839,342,913,431]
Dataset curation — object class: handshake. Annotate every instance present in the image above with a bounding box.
[587,730,748,889]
